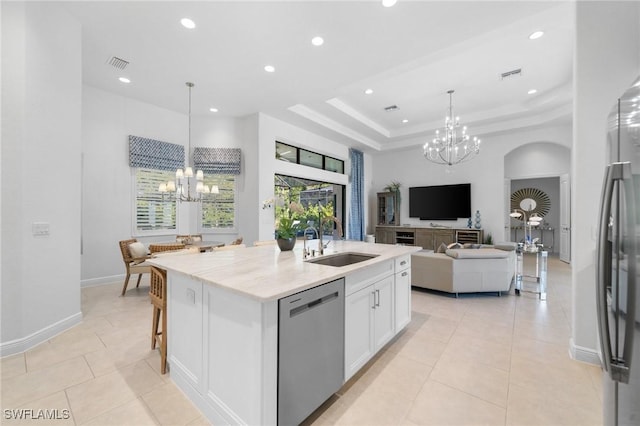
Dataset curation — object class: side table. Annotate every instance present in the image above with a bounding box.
[515,247,547,300]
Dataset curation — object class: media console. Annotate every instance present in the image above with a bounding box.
[375,226,483,250]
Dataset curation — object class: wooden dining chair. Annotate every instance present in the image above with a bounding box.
[254,240,277,246]
[150,266,168,374]
[118,239,152,296]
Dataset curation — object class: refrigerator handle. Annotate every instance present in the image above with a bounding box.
[596,164,615,376]
[597,162,636,384]
[620,161,637,382]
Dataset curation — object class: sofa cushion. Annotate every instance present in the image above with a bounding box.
[494,242,518,251]
[446,248,510,259]
[128,242,147,262]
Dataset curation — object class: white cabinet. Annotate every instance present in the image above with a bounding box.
[344,283,375,379]
[345,274,395,380]
[373,276,395,349]
[395,255,411,331]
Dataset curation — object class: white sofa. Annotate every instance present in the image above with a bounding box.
[411,246,517,297]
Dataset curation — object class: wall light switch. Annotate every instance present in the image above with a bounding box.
[32,222,50,236]
[186,288,196,305]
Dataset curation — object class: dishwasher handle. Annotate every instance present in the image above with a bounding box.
[289,291,339,318]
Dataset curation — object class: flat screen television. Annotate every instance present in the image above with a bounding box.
[409,183,471,220]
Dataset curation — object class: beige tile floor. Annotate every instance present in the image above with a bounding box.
[1,256,602,425]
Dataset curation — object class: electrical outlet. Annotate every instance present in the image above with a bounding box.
[32,222,50,236]
[186,288,196,304]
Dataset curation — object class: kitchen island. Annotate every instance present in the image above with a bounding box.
[148,240,420,425]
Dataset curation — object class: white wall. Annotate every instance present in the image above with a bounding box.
[571,1,640,364]
[371,125,571,243]
[1,2,82,354]
[81,87,248,285]
[504,142,570,179]
[81,86,188,285]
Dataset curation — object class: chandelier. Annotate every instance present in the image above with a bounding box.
[159,82,218,202]
[423,90,480,166]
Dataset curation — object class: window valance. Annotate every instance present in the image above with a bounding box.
[193,147,241,175]
[129,135,184,171]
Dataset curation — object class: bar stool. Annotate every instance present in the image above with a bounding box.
[150,266,168,374]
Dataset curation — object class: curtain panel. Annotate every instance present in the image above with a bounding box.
[128,135,184,171]
[348,148,365,241]
[193,147,241,175]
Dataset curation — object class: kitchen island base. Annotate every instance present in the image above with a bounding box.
[150,241,420,425]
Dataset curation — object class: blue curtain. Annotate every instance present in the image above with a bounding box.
[348,148,365,241]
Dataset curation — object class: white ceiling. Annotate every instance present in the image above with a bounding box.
[61,1,574,153]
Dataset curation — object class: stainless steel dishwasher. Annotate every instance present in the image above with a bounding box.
[278,277,345,426]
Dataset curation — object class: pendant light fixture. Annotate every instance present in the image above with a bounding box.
[423,90,481,166]
[159,82,218,202]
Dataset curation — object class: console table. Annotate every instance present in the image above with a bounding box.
[375,226,483,249]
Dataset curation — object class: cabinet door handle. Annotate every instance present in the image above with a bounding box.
[375,289,380,307]
[401,271,408,277]
[400,260,407,266]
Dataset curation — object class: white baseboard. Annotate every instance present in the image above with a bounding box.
[569,337,602,366]
[81,274,124,288]
[0,312,83,358]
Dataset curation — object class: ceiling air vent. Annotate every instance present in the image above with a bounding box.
[500,68,522,80]
[384,105,399,112]
[107,56,129,70]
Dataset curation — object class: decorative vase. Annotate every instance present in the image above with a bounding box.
[474,210,481,229]
[277,237,296,251]
[467,218,472,229]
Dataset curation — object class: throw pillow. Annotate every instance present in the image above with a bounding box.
[128,242,147,261]
[447,242,462,249]
[436,242,448,253]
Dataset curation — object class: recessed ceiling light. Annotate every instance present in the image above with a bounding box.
[209,107,218,113]
[529,30,544,40]
[364,88,373,95]
[402,119,409,123]
[382,0,398,7]
[528,89,537,95]
[118,77,130,84]
[264,65,275,73]
[181,18,196,29]
[311,36,324,46]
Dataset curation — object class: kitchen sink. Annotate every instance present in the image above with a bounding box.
[306,252,379,267]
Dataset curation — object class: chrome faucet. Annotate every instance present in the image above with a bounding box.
[302,226,318,259]
[318,203,344,255]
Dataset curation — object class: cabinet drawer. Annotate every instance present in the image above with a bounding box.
[345,259,394,296]
[395,255,410,272]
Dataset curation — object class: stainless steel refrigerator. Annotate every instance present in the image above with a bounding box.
[597,75,640,426]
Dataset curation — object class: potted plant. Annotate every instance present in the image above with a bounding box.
[275,201,305,251]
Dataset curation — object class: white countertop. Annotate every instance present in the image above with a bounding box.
[147,240,421,301]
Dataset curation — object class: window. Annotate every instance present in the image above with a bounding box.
[274,174,345,238]
[275,141,344,174]
[134,168,176,233]
[201,174,236,231]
